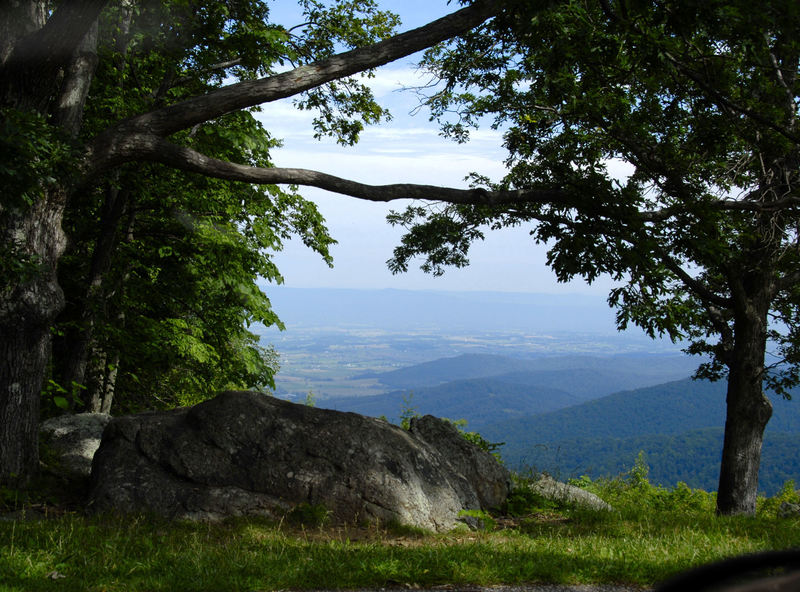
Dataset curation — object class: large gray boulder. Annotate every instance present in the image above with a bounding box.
[40,413,112,480]
[88,391,511,531]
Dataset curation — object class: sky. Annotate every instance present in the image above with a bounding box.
[257,0,619,296]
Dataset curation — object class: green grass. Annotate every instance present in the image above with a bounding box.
[2,465,800,592]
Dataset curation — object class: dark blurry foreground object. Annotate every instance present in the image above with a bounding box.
[655,549,800,591]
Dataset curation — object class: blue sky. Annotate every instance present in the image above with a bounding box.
[258,0,619,296]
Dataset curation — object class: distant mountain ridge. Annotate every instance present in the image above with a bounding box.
[480,377,800,448]
[357,352,699,390]
[355,353,539,388]
[325,379,582,427]
[264,287,627,333]
[329,353,701,427]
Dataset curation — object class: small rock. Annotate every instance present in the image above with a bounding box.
[530,474,613,512]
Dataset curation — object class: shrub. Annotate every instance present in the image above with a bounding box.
[567,453,716,516]
[757,480,800,518]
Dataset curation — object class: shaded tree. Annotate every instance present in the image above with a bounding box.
[50,1,342,413]
[387,0,800,515]
[0,0,500,486]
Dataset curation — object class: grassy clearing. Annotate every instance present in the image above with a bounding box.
[2,463,799,592]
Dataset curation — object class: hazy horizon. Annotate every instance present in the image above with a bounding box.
[257,285,683,354]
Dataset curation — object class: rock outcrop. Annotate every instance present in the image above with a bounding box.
[531,474,613,512]
[40,413,112,480]
[88,391,511,531]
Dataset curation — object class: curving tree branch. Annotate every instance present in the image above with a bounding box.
[0,0,107,111]
[91,135,565,208]
[90,0,497,161]
[653,246,733,309]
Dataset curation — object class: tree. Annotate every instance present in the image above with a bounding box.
[49,1,340,414]
[0,0,503,486]
[385,0,800,515]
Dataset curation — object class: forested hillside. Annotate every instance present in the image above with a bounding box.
[509,427,800,496]
[326,379,580,427]
[327,361,800,496]
[480,378,800,447]
[479,379,800,496]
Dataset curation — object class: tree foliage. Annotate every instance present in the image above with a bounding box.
[48,0,390,412]
[396,0,800,383]
[387,0,800,515]
[4,0,794,518]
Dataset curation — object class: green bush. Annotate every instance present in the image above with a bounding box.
[568,452,716,516]
[757,480,800,518]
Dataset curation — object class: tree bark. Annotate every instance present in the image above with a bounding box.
[100,348,118,414]
[716,280,774,515]
[0,1,100,485]
[0,327,50,487]
[0,193,67,486]
[0,0,106,112]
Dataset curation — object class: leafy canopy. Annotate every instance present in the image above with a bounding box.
[49,0,405,411]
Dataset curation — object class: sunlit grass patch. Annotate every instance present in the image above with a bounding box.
[2,461,800,592]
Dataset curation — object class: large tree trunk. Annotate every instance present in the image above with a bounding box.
[716,285,773,515]
[0,195,67,486]
[0,2,101,486]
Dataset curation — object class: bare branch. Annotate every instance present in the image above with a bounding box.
[639,196,800,222]
[706,304,735,357]
[173,58,244,86]
[109,135,564,206]
[94,0,497,150]
[765,37,795,123]
[85,134,565,208]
